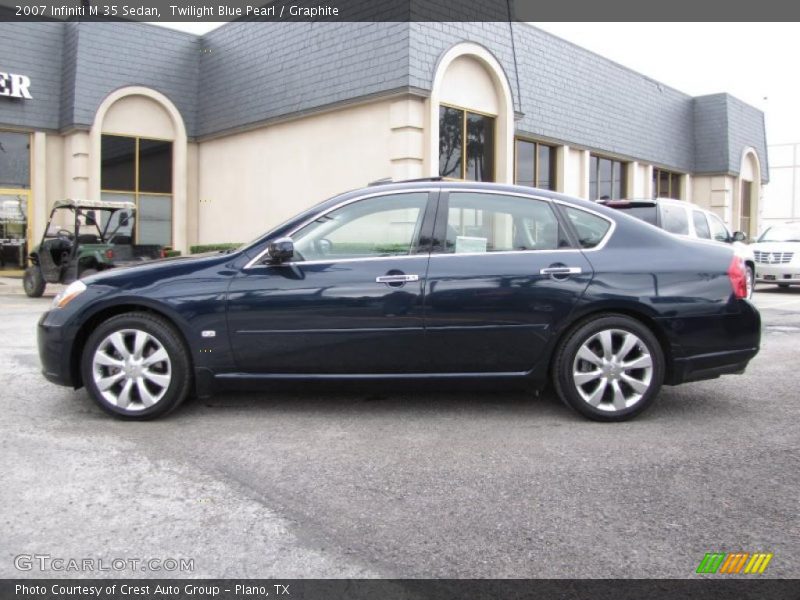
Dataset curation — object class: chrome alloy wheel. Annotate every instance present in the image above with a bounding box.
[91,329,172,411]
[572,328,653,412]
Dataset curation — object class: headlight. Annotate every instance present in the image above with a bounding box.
[52,280,87,309]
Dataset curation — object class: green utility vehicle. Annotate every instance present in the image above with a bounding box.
[23,199,164,297]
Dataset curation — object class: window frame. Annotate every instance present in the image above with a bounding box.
[100,132,174,247]
[589,154,628,200]
[652,167,683,199]
[438,103,496,182]
[514,137,557,191]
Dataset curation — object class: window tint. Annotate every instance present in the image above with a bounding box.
[707,213,731,243]
[444,192,565,253]
[562,206,612,249]
[101,135,136,191]
[514,139,557,190]
[659,203,689,235]
[692,211,711,239]
[293,193,428,261]
[590,155,626,200]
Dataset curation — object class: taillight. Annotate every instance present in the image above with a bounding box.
[727,255,747,299]
[105,249,114,259]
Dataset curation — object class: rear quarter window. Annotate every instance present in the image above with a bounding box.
[659,203,690,235]
[562,206,612,249]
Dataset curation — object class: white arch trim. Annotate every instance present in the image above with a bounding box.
[89,86,188,252]
[427,43,516,182]
[739,146,762,183]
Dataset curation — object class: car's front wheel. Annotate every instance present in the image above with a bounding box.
[553,314,665,422]
[81,312,191,419]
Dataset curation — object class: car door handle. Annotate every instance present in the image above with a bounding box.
[375,274,419,283]
[539,267,582,275]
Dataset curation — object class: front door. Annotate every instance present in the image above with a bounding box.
[424,190,593,373]
[226,190,436,374]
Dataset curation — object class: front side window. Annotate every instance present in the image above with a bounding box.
[515,139,556,190]
[443,192,566,254]
[653,168,682,199]
[292,192,428,261]
[659,203,690,235]
[439,106,495,181]
[589,155,627,200]
[692,211,711,239]
[707,213,731,243]
[562,206,612,249]
[101,134,173,246]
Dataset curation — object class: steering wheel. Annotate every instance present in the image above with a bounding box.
[56,229,74,240]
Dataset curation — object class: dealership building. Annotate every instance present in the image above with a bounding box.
[0,21,768,266]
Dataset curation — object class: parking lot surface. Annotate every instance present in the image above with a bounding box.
[1,276,798,578]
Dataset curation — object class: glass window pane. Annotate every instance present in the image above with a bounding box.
[439,106,463,178]
[598,158,612,200]
[693,211,711,239]
[138,139,172,193]
[563,206,612,249]
[138,195,172,246]
[589,155,598,200]
[515,140,535,187]
[101,135,136,191]
[659,202,689,235]
[658,170,670,198]
[671,173,682,199]
[0,132,30,188]
[465,113,494,182]
[707,213,730,242]
[445,192,562,253]
[293,193,428,261]
[538,144,553,190]
[612,161,624,199]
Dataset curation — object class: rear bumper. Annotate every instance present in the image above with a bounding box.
[37,311,76,387]
[668,347,758,384]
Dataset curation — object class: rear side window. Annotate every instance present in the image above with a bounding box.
[692,211,711,239]
[443,192,568,253]
[659,203,689,235]
[562,206,612,249]
[616,205,658,225]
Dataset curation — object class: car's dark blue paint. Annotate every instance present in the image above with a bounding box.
[38,181,760,400]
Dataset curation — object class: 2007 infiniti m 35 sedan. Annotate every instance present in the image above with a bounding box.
[38,180,760,421]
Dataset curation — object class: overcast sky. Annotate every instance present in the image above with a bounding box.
[152,22,800,148]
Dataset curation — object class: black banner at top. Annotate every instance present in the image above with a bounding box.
[2,0,800,22]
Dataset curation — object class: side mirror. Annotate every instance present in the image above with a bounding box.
[732,231,747,243]
[120,212,130,227]
[266,237,294,263]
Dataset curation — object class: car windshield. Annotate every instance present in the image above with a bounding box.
[758,225,800,243]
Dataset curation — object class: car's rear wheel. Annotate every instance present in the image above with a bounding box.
[23,266,46,298]
[553,314,665,421]
[81,312,191,419]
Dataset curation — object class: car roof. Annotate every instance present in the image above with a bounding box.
[53,198,136,211]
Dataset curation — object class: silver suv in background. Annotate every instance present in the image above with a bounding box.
[598,198,755,298]
[750,221,800,288]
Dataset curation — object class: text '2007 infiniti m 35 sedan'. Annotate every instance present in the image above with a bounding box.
[38,180,760,421]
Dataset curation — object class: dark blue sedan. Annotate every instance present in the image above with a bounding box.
[37,180,760,421]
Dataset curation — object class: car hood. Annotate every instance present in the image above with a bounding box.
[750,241,800,252]
[82,250,239,285]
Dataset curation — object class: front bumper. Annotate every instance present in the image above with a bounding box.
[37,311,77,387]
[755,263,800,284]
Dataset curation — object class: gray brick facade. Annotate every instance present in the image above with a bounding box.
[0,21,768,181]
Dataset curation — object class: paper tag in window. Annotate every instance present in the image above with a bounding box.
[455,236,488,254]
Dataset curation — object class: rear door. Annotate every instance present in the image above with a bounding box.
[422,190,594,373]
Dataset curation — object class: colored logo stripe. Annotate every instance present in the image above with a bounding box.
[697,552,773,574]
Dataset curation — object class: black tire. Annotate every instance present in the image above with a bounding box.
[80,312,191,420]
[23,266,46,298]
[552,314,665,422]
